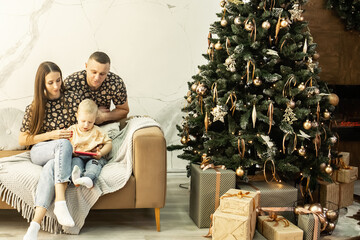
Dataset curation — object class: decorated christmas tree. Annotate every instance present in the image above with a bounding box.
[169,0,340,191]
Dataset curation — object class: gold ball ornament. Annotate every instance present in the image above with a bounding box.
[328,93,339,106]
[326,210,339,222]
[280,19,289,28]
[180,135,189,144]
[221,19,228,27]
[294,206,302,215]
[191,83,198,92]
[187,96,192,103]
[215,41,223,50]
[320,162,327,171]
[298,146,306,156]
[303,120,312,130]
[262,20,271,30]
[318,213,327,226]
[253,77,262,86]
[234,16,242,25]
[298,82,306,91]
[323,109,331,120]
[220,0,226,7]
[196,84,207,96]
[244,22,254,31]
[325,222,336,232]
[236,166,245,177]
[288,100,296,109]
[313,52,320,60]
[309,203,323,214]
[325,164,333,175]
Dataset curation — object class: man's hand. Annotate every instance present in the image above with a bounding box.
[95,106,110,124]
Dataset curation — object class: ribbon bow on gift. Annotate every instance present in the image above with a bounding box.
[200,158,226,171]
[265,212,290,227]
[220,191,251,200]
[220,191,256,211]
[339,158,352,170]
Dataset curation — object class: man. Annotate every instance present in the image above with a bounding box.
[64,51,129,124]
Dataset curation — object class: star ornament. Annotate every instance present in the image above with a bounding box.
[211,105,227,123]
[289,3,303,21]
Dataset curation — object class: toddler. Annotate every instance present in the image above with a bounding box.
[68,99,112,188]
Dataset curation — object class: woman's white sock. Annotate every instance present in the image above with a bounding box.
[74,177,93,188]
[23,221,40,240]
[54,201,75,227]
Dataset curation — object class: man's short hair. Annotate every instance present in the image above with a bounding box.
[89,51,111,64]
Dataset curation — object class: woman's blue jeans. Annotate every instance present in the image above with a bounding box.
[30,139,73,209]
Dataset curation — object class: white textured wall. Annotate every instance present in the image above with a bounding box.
[0,0,219,171]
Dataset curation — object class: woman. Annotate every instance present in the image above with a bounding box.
[19,62,80,240]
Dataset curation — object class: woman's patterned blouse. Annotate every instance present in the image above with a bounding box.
[63,70,127,108]
[20,91,81,134]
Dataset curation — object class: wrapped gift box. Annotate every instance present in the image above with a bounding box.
[212,209,256,240]
[219,189,259,217]
[189,163,236,228]
[297,214,321,240]
[332,166,358,183]
[237,181,297,207]
[317,180,354,210]
[339,152,350,166]
[257,215,303,240]
[237,181,297,223]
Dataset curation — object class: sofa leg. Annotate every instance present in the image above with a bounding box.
[155,208,160,232]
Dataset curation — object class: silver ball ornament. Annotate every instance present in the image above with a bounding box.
[330,136,337,144]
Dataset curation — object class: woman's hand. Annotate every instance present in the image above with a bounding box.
[49,129,73,140]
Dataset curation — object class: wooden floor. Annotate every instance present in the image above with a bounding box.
[0,174,359,240]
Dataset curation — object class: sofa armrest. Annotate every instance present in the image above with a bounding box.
[132,126,167,208]
[0,150,28,158]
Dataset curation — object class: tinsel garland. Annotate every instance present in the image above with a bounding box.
[326,0,360,31]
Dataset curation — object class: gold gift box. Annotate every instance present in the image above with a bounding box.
[332,166,358,183]
[339,152,350,166]
[317,180,354,210]
[212,209,256,240]
[219,189,259,217]
[257,215,303,240]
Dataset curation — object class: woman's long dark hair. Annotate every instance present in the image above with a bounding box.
[28,61,65,136]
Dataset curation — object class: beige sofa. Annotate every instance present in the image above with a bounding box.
[0,126,167,231]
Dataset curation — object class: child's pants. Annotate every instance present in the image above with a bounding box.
[71,156,107,183]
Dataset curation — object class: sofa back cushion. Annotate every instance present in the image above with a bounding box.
[0,108,26,150]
